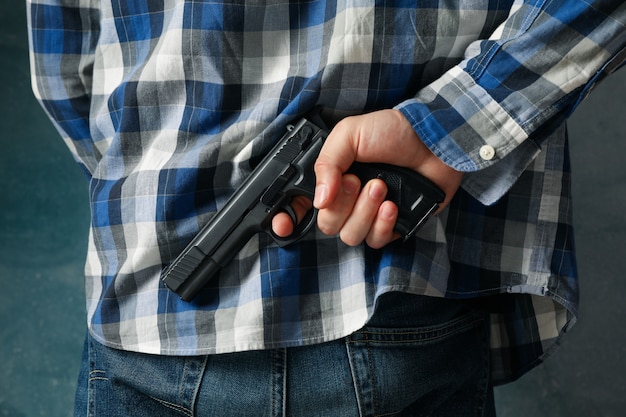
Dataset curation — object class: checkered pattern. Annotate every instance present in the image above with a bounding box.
[28,0,625,384]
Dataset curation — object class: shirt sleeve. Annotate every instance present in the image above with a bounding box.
[396,0,626,205]
[27,0,100,176]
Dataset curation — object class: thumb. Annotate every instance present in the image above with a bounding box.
[313,120,358,208]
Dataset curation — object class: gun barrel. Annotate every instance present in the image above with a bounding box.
[162,118,321,299]
[176,256,221,302]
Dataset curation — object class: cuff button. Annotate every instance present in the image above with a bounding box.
[479,145,496,161]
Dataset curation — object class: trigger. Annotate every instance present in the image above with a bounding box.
[272,206,318,247]
[283,204,298,228]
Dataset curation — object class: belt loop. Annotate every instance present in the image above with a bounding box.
[271,348,287,417]
[345,335,372,417]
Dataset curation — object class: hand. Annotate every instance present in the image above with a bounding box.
[272,109,463,248]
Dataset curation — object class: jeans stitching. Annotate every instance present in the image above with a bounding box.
[180,358,190,412]
[271,351,277,416]
[346,335,367,417]
[352,314,486,345]
[476,317,494,417]
[177,356,207,417]
[189,356,209,417]
[365,333,380,417]
[147,395,193,417]
[88,370,107,382]
[271,349,286,417]
[87,337,99,417]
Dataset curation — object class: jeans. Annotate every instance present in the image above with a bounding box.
[74,293,495,417]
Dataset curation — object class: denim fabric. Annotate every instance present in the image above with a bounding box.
[75,293,494,417]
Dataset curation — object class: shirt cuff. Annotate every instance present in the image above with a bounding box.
[396,66,540,205]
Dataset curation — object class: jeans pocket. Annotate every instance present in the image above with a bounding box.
[81,334,207,417]
[346,308,492,417]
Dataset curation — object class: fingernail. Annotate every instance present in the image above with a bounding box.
[368,181,386,201]
[342,176,359,195]
[380,202,396,220]
[314,184,328,208]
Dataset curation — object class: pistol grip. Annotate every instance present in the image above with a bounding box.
[346,162,445,240]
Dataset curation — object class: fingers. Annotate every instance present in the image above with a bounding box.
[271,176,399,248]
[315,174,360,236]
[313,119,357,210]
[271,212,296,238]
[271,196,313,238]
[365,201,400,249]
[335,179,386,246]
[318,178,399,248]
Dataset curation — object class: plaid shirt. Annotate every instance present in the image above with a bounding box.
[28,0,625,384]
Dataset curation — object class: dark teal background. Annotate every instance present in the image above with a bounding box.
[1,2,625,416]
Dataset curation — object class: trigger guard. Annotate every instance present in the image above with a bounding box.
[271,207,318,248]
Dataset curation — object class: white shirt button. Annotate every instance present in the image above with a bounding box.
[479,145,496,161]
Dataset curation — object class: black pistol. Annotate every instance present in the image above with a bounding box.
[162,116,445,301]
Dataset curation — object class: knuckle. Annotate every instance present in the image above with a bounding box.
[366,238,385,250]
[316,216,339,236]
[365,227,386,249]
[317,224,335,236]
[340,230,362,247]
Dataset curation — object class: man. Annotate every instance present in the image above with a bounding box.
[27,0,625,415]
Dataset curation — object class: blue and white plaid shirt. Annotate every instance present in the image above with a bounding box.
[28,0,625,383]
